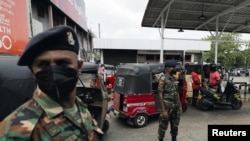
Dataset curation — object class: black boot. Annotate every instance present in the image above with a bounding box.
[172,136,177,141]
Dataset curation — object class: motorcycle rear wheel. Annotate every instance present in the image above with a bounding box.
[197,98,213,111]
[232,99,242,110]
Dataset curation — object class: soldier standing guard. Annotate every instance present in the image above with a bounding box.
[157,59,182,141]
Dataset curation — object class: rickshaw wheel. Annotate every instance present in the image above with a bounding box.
[133,113,148,128]
[102,120,109,133]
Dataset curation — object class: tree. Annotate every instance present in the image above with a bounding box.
[203,33,244,69]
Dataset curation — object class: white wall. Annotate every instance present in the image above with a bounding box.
[93,38,211,51]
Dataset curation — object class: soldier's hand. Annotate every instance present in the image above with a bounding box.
[179,106,183,115]
[161,111,168,118]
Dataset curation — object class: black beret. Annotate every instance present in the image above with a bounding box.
[165,59,177,67]
[18,25,79,66]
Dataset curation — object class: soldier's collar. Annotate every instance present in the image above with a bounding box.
[33,88,64,118]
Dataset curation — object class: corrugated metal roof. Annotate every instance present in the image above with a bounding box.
[141,0,250,33]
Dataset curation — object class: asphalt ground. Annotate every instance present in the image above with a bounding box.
[103,76,250,141]
[103,102,250,141]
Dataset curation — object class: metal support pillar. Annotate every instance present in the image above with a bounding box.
[160,15,164,63]
[214,17,219,64]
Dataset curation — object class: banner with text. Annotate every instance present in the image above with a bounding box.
[0,0,29,55]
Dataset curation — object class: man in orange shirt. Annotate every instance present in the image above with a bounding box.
[191,66,201,107]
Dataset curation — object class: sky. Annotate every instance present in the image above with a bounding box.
[84,0,250,41]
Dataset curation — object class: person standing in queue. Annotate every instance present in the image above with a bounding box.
[191,66,201,107]
[209,64,221,93]
[158,59,182,141]
[0,25,103,141]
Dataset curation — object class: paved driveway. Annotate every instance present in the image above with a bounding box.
[103,101,250,141]
[103,76,250,141]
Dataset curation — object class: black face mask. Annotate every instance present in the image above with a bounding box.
[35,66,78,101]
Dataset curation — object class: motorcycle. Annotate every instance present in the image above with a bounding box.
[197,75,242,110]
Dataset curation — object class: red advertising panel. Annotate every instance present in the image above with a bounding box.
[50,0,88,31]
[0,0,29,55]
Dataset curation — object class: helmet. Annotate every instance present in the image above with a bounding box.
[165,59,177,67]
[210,64,217,71]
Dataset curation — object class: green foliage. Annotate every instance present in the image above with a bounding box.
[203,32,250,69]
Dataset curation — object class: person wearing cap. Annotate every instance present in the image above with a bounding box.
[0,25,102,141]
[157,59,182,141]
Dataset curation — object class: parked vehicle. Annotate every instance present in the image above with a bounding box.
[77,62,110,134]
[112,63,165,128]
[0,56,36,121]
[104,64,116,94]
[112,63,188,128]
[197,74,242,110]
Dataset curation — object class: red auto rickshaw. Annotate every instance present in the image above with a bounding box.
[111,63,188,128]
[77,62,110,134]
[104,64,116,94]
[111,63,164,128]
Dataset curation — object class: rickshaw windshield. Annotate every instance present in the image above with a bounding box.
[105,69,115,75]
[77,62,107,90]
[104,65,115,75]
[77,73,98,88]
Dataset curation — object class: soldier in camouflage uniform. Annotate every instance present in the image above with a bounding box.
[158,60,182,141]
[0,25,103,141]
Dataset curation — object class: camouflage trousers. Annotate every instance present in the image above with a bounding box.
[158,107,180,139]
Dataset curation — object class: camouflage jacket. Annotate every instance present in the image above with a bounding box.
[158,73,180,108]
[0,88,103,141]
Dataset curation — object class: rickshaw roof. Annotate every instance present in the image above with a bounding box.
[0,56,33,80]
[116,63,164,75]
[0,56,36,121]
[114,63,164,94]
[81,62,99,73]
